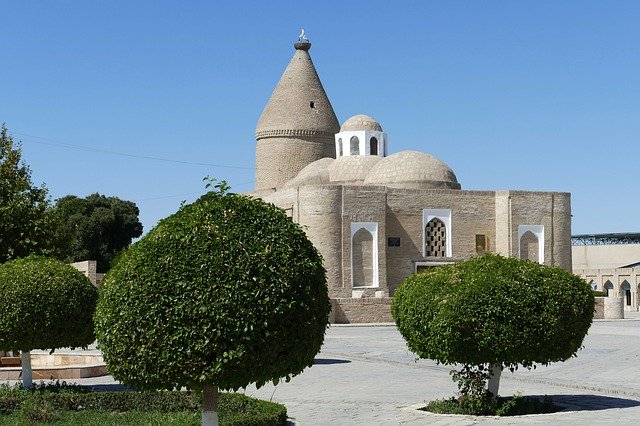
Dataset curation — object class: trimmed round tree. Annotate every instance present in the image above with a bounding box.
[392,254,595,406]
[94,187,330,425]
[0,256,98,388]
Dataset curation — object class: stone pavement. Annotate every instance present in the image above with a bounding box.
[5,313,640,425]
[242,312,640,425]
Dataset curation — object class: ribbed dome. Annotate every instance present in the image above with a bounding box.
[327,155,383,184]
[364,151,461,190]
[256,43,340,140]
[340,114,383,132]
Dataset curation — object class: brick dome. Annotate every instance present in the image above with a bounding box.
[364,151,461,190]
[328,155,383,184]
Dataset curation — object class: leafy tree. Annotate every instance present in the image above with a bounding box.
[49,193,143,272]
[94,183,330,425]
[0,124,52,263]
[392,254,595,411]
[0,255,98,388]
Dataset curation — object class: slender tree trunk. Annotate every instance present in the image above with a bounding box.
[202,384,219,426]
[21,351,33,389]
[486,363,502,400]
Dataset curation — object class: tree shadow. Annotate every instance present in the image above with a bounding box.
[532,394,640,412]
[81,383,134,392]
[313,358,351,365]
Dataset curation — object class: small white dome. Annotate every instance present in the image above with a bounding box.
[340,114,383,132]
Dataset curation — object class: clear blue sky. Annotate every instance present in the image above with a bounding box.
[2,1,638,235]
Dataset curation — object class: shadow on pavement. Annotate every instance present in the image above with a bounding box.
[82,383,134,392]
[313,358,351,365]
[538,394,640,411]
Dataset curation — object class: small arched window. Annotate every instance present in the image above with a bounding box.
[370,137,378,155]
[622,280,632,306]
[350,136,360,155]
[604,280,614,297]
[338,138,343,157]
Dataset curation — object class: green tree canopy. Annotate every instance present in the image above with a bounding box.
[0,255,98,352]
[49,193,143,272]
[0,124,52,263]
[392,254,595,402]
[393,254,594,369]
[95,188,330,393]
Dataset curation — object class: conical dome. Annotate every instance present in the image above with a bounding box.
[255,40,340,191]
[256,42,339,140]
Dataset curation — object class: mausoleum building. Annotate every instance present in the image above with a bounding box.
[251,37,573,323]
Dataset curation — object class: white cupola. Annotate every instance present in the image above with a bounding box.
[335,115,387,158]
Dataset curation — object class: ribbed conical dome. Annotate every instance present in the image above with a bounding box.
[256,42,339,140]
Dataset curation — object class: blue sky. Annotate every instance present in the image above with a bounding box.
[2,1,638,235]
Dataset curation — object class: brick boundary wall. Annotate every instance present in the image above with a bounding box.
[330,298,393,324]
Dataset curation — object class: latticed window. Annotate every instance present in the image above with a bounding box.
[425,218,447,257]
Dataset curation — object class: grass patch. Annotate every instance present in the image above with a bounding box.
[423,394,561,416]
[0,382,286,425]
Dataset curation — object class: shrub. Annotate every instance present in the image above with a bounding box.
[0,385,287,425]
[94,184,330,418]
[392,254,595,405]
[0,255,97,351]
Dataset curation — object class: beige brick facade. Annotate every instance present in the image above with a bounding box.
[260,185,572,318]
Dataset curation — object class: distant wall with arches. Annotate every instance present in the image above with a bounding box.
[575,268,640,312]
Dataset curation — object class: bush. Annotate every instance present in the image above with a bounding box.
[392,254,595,405]
[392,254,595,369]
[95,187,330,392]
[0,256,98,351]
[424,394,559,416]
[0,384,287,425]
[593,290,607,297]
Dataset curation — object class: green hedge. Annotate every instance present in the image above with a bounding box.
[0,387,286,425]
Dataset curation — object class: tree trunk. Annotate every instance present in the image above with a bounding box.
[486,363,502,400]
[202,384,219,426]
[21,351,33,389]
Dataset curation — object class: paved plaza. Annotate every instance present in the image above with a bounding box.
[243,313,640,425]
[7,313,640,425]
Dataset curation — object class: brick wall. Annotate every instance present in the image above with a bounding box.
[331,298,393,324]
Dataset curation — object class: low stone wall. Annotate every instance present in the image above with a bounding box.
[594,296,624,319]
[594,297,604,319]
[331,298,393,324]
